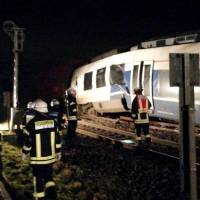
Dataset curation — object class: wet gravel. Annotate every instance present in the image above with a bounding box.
[61,135,183,200]
[1,134,200,200]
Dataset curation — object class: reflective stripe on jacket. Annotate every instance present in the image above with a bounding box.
[131,95,151,124]
[65,95,77,121]
[22,112,61,165]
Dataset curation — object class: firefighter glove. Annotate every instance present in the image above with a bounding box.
[22,153,29,161]
[56,152,62,161]
[131,114,136,119]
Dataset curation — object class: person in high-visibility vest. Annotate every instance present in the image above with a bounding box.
[131,88,152,147]
[22,99,61,200]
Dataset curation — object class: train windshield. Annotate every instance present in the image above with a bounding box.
[110,64,124,85]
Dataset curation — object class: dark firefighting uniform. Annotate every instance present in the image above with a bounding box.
[22,112,61,200]
[23,108,37,125]
[18,108,37,147]
[13,108,25,146]
[64,94,77,140]
[49,103,65,136]
[131,94,151,144]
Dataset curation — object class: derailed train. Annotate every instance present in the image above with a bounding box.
[70,33,200,124]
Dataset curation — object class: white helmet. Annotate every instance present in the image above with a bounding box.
[27,101,33,109]
[32,99,48,113]
[50,99,60,107]
[67,88,77,96]
[65,90,68,96]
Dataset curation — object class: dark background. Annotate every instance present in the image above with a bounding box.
[0,0,200,105]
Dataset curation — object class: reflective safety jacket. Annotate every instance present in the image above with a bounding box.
[49,107,65,129]
[13,109,25,130]
[65,95,77,121]
[131,94,151,124]
[22,112,61,165]
[21,109,37,129]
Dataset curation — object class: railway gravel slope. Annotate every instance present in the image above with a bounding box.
[1,133,195,200]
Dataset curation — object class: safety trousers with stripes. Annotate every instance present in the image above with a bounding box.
[32,164,57,200]
[135,123,151,143]
[66,120,77,140]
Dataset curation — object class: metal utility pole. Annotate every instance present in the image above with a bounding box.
[170,53,199,200]
[2,20,25,131]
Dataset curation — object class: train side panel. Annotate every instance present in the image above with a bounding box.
[152,60,179,121]
[71,52,135,113]
[149,43,200,123]
[70,42,200,124]
[71,60,111,104]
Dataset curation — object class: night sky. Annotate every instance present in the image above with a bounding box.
[0,0,200,103]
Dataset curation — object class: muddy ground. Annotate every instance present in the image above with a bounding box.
[0,134,195,200]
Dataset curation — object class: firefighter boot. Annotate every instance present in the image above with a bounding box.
[136,140,142,148]
[136,136,142,147]
[145,137,151,148]
[45,186,57,200]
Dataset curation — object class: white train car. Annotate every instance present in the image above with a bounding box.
[70,33,200,123]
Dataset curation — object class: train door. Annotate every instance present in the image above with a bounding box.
[141,61,154,106]
[132,61,154,107]
[132,62,140,94]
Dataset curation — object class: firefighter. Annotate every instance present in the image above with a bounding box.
[49,98,65,135]
[22,99,61,200]
[13,105,25,147]
[24,102,36,123]
[131,88,152,147]
[17,102,37,147]
[64,88,78,140]
[22,101,37,128]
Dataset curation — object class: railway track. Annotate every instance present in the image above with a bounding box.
[77,115,200,166]
[76,118,180,161]
[77,119,178,148]
[80,114,200,143]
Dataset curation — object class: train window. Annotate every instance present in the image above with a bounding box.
[96,67,106,88]
[132,65,139,92]
[144,65,151,96]
[84,72,93,90]
[110,64,124,85]
[156,40,166,47]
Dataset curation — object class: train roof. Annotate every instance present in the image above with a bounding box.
[133,31,200,50]
[73,32,200,73]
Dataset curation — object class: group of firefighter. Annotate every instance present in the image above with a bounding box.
[14,87,152,200]
[14,88,77,200]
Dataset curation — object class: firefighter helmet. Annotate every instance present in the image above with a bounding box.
[67,88,77,97]
[50,99,60,107]
[134,87,143,94]
[32,99,48,113]
[27,101,33,109]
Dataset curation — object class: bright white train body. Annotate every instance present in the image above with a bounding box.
[70,33,200,124]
